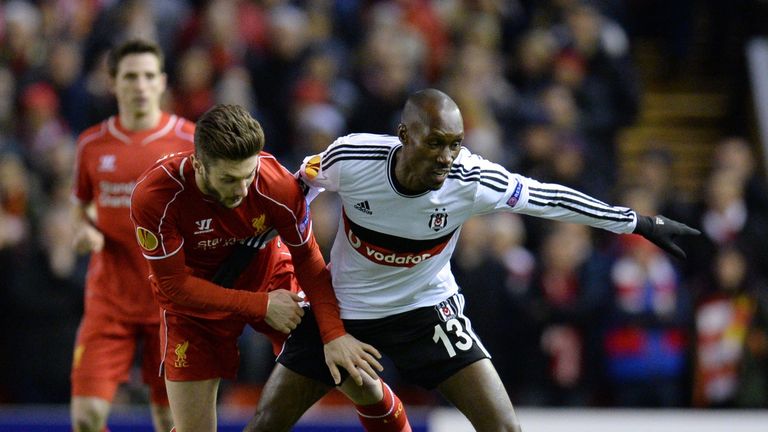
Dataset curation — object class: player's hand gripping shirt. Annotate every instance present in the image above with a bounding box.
[130,151,344,342]
[73,113,194,322]
[299,133,639,319]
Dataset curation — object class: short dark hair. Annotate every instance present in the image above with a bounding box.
[194,104,265,167]
[107,38,164,77]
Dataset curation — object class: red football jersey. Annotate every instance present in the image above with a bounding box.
[73,113,195,322]
[130,151,344,342]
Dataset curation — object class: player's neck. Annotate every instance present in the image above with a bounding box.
[119,110,162,132]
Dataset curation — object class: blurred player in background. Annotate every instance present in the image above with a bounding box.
[246,88,699,432]
[130,104,411,432]
[70,39,194,432]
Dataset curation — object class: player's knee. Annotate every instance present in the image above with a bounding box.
[71,409,106,432]
[339,375,382,405]
[71,398,109,432]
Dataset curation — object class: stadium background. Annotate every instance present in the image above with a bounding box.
[1,0,768,430]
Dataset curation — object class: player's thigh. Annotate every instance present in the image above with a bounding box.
[71,312,139,400]
[165,377,220,432]
[274,308,341,386]
[245,364,331,432]
[437,359,521,432]
[161,311,245,382]
[346,293,490,389]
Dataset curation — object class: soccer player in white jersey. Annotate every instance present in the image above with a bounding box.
[244,88,699,432]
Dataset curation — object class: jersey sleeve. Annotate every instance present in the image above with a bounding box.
[130,169,185,259]
[72,133,95,204]
[508,175,637,233]
[258,157,345,342]
[464,151,638,234]
[130,165,269,320]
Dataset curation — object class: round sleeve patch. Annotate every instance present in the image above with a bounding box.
[136,227,159,251]
[303,154,321,179]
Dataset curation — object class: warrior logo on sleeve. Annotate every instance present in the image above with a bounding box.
[136,227,159,251]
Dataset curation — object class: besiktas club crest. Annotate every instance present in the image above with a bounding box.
[428,208,448,232]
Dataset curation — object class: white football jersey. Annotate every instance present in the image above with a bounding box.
[299,133,637,319]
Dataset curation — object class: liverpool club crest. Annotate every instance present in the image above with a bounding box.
[428,208,448,231]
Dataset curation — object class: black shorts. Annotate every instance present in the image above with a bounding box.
[276,293,489,389]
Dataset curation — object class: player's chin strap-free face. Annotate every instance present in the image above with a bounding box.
[633,214,701,260]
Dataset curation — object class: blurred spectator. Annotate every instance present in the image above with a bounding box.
[44,40,90,134]
[632,146,695,224]
[0,66,18,135]
[691,246,768,407]
[82,49,118,126]
[514,222,610,406]
[1,0,46,76]
[18,82,74,177]
[215,65,257,113]
[507,28,557,100]
[711,136,768,215]
[3,199,85,403]
[347,2,425,134]
[247,3,312,155]
[170,45,215,121]
[689,168,768,281]
[601,187,692,407]
[550,2,640,185]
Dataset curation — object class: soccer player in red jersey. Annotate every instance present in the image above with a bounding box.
[70,39,194,432]
[130,104,411,432]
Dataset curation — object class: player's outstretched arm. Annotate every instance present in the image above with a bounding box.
[633,214,701,259]
[323,335,383,386]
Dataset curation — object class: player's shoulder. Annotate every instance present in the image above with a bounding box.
[253,152,303,201]
[327,133,397,152]
[133,152,191,199]
[451,147,507,171]
[320,133,395,168]
[255,152,297,186]
[75,118,111,148]
[171,114,196,141]
[447,147,513,191]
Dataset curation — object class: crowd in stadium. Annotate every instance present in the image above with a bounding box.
[0,0,767,412]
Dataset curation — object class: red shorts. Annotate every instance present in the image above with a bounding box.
[162,240,298,382]
[71,311,166,404]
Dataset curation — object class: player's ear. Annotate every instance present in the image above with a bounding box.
[190,154,203,173]
[397,124,407,144]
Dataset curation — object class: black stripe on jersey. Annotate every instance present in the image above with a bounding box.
[323,152,389,170]
[324,154,388,170]
[528,187,634,222]
[243,229,277,249]
[447,164,508,192]
[344,210,457,253]
[529,185,610,207]
[322,145,391,169]
[529,185,619,213]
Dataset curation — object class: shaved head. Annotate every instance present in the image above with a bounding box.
[401,89,463,135]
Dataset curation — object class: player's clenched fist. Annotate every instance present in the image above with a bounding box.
[265,289,305,334]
